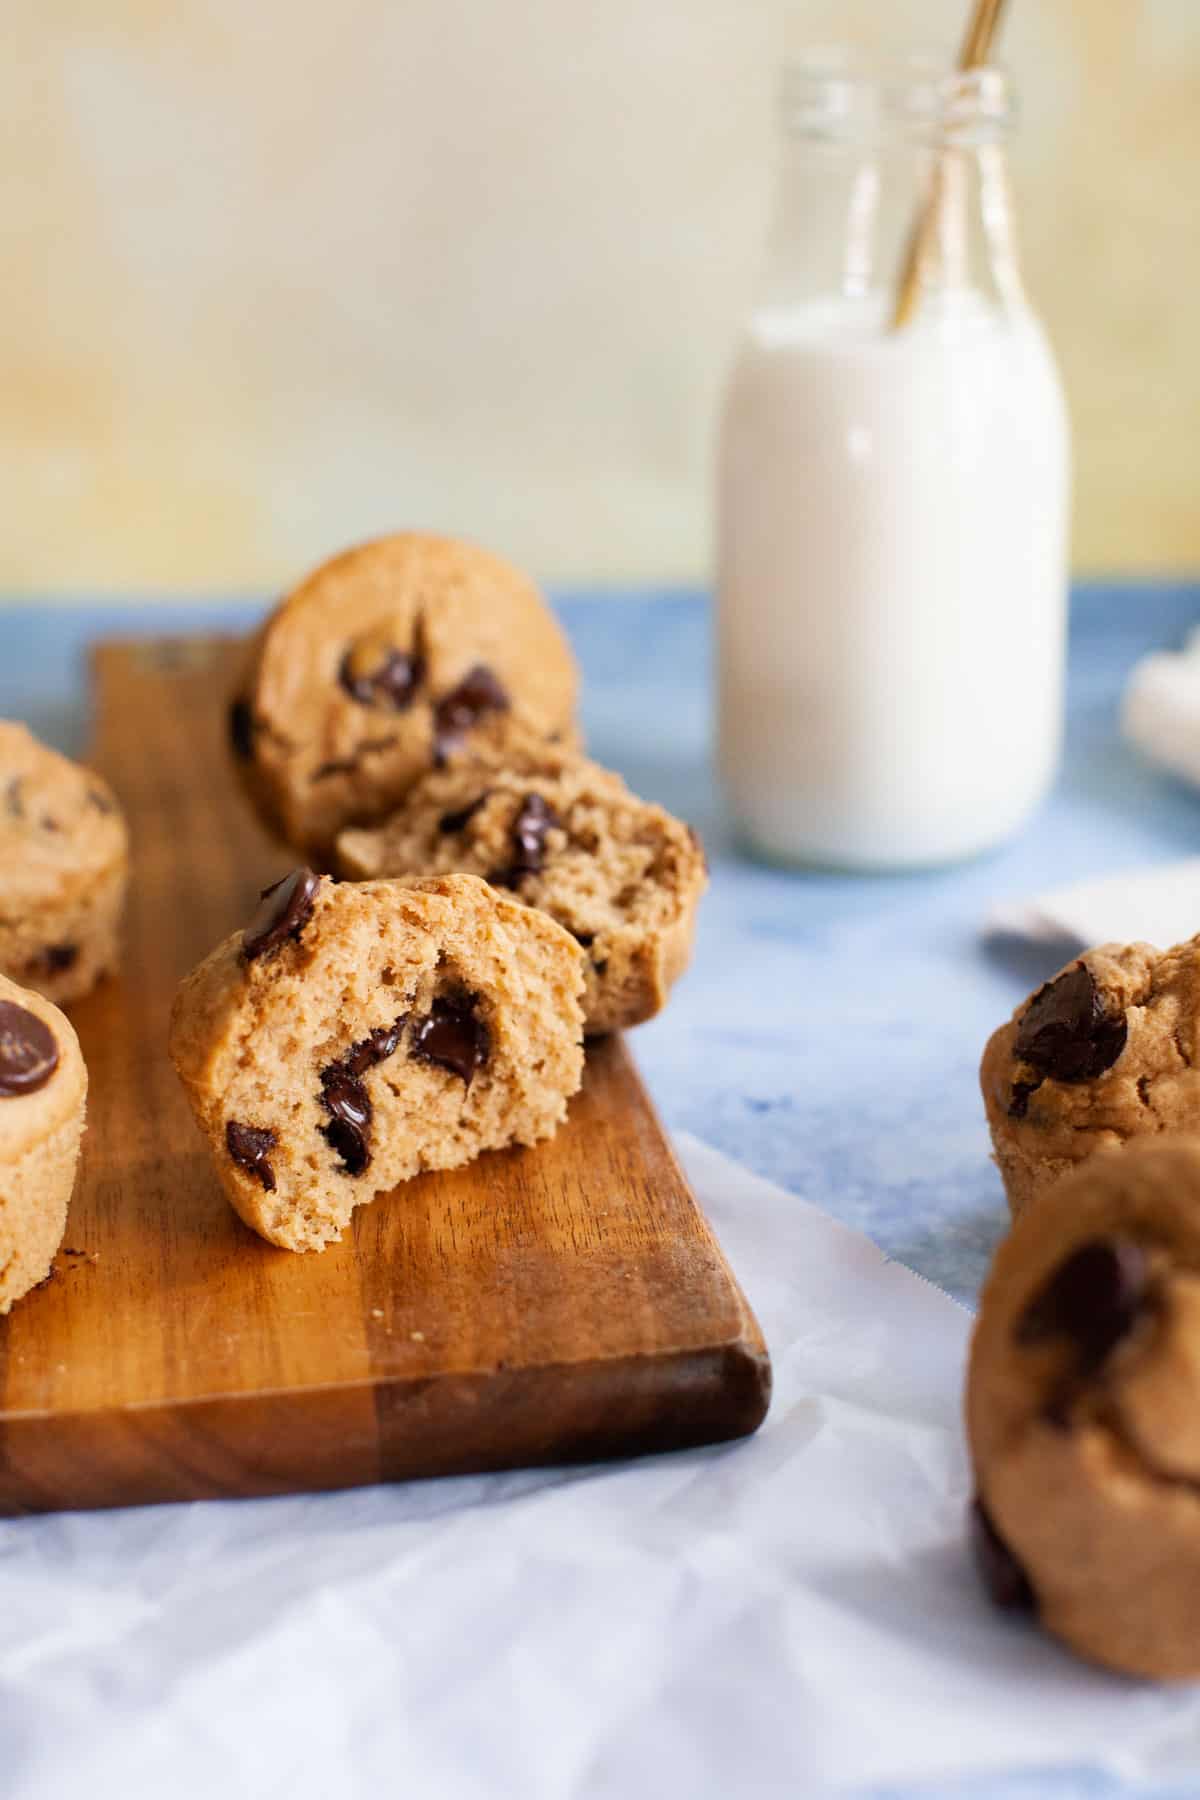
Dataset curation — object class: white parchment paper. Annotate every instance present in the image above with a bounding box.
[1123,623,1200,795]
[987,860,1200,953]
[4,1136,1200,1799]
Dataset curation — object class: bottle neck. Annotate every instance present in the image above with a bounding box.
[763,65,1026,327]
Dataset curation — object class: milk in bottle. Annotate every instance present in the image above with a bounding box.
[716,57,1070,868]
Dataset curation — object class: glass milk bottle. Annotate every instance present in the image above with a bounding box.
[716,55,1070,869]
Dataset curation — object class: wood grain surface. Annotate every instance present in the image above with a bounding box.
[0,640,770,1513]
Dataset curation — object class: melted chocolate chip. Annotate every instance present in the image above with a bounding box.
[339,647,424,710]
[319,1072,372,1176]
[43,945,78,973]
[335,1020,405,1079]
[321,1072,372,1131]
[969,1497,1035,1611]
[1014,964,1128,1085]
[229,697,255,761]
[488,793,560,889]
[375,650,424,708]
[512,792,556,861]
[438,792,490,835]
[0,1001,59,1096]
[322,1115,367,1176]
[41,816,61,833]
[410,996,489,1085]
[317,1017,405,1176]
[1016,1237,1149,1369]
[433,665,509,762]
[225,1120,278,1191]
[242,868,321,960]
[571,930,595,949]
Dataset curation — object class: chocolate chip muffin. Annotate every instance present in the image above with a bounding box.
[980,937,1200,1216]
[0,721,128,1005]
[169,869,585,1252]
[335,750,707,1034]
[228,533,579,862]
[0,972,87,1311]
[967,1136,1200,1678]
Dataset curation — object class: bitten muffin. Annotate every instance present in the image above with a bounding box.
[0,972,87,1311]
[169,869,585,1252]
[228,532,579,861]
[336,749,707,1034]
[967,1137,1200,1679]
[980,937,1200,1217]
[0,721,128,1005]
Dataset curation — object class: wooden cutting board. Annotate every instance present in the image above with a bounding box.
[0,638,770,1513]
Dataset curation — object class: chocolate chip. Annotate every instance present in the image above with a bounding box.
[511,792,558,869]
[242,868,321,960]
[43,944,78,973]
[969,1497,1035,1611]
[488,792,560,889]
[374,650,424,708]
[229,698,255,761]
[316,1017,405,1175]
[0,1000,59,1096]
[438,792,490,835]
[410,995,489,1085]
[433,665,509,762]
[334,1020,405,1079]
[319,1071,372,1176]
[1016,1237,1149,1368]
[1014,964,1127,1085]
[593,958,609,976]
[5,776,24,818]
[225,1120,278,1190]
[513,793,556,860]
[571,930,595,949]
[40,816,61,833]
[339,647,424,710]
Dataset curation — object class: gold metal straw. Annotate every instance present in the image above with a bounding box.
[889,0,1011,329]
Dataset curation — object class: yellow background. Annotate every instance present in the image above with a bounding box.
[5,0,1196,592]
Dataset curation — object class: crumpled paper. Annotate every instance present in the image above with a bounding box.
[3,1135,1200,1800]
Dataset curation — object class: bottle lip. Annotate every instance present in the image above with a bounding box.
[780,47,1016,145]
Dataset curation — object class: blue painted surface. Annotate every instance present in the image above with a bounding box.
[3,584,1200,1798]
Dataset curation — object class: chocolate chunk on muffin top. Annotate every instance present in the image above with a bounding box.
[980,935,1200,1216]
